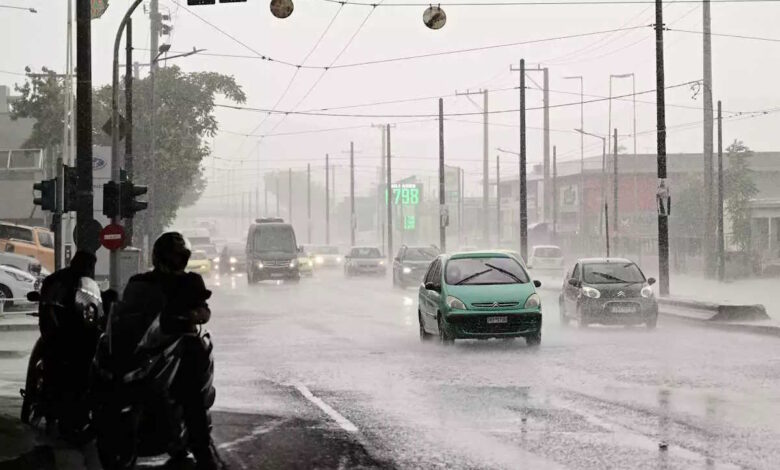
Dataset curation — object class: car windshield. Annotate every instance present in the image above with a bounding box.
[226,243,245,255]
[350,247,381,258]
[0,225,33,243]
[445,257,530,285]
[254,225,296,253]
[315,246,339,255]
[534,247,562,258]
[404,247,438,261]
[583,262,645,284]
[196,245,218,258]
[190,251,207,261]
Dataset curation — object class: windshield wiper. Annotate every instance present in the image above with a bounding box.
[590,272,629,283]
[484,263,524,283]
[455,269,492,285]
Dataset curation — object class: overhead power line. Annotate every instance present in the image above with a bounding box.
[667,28,780,43]
[321,0,780,5]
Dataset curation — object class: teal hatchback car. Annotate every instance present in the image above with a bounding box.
[418,251,543,346]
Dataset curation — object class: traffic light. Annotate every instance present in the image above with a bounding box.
[120,181,148,218]
[63,165,78,213]
[33,179,56,212]
[102,181,119,218]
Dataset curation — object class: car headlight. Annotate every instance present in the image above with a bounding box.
[641,286,654,298]
[214,257,221,263]
[229,257,237,264]
[315,256,324,264]
[582,286,601,299]
[446,296,466,310]
[307,260,313,267]
[289,260,298,268]
[336,257,342,263]
[256,261,264,269]
[402,266,412,274]
[524,293,541,309]
[379,260,385,266]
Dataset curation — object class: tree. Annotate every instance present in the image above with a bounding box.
[671,174,706,240]
[9,72,69,149]
[724,140,758,253]
[11,66,246,238]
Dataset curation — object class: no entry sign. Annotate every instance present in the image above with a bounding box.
[99,223,125,251]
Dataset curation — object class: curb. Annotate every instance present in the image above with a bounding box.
[0,323,38,332]
[659,311,780,338]
[657,297,769,322]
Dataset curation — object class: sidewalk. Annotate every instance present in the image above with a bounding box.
[668,274,780,321]
[0,313,38,332]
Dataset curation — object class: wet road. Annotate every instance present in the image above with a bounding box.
[206,270,780,470]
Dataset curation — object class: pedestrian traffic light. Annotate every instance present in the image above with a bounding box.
[33,179,56,212]
[63,165,78,213]
[120,181,148,218]
[102,181,119,218]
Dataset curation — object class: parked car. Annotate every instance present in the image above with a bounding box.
[0,264,39,307]
[186,250,212,275]
[0,252,43,278]
[344,246,386,277]
[528,245,564,273]
[559,257,658,329]
[418,251,542,346]
[0,222,54,273]
[393,245,440,288]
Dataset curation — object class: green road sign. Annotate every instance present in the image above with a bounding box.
[404,215,416,231]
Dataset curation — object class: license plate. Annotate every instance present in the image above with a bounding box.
[486,316,508,324]
[612,306,637,314]
[270,273,284,278]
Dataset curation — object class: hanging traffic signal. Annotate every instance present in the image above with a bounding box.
[63,165,78,213]
[102,181,119,219]
[33,179,56,212]
[119,181,148,218]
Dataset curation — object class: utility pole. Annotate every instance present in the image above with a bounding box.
[605,201,610,257]
[510,61,530,260]
[655,0,670,296]
[496,155,501,244]
[717,100,725,282]
[564,75,584,234]
[288,168,292,224]
[613,128,619,254]
[125,18,134,246]
[386,125,393,261]
[76,0,94,250]
[350,141,355,247]
[438,98,446,253]
[542,67,550,225]
[553,146,557,238]
[325,154,330,244]
[455,89,489,245]
[703,0,715,277]
[275,171,280,217]
[307,163,311,243]
[264,174,268,215]
[149,0,159,239]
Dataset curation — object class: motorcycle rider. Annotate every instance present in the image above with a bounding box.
[36,250,98,441]
[120,232,221,470]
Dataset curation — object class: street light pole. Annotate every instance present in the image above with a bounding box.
[655,0,670,296]
[563,76,584,234]
[575,129,609,255]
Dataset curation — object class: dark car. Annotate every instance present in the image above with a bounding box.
[559,258,658,329]
[392,245,440,288]
[216,241,247,274]
[246,218,301,283]
[344,246,386,277]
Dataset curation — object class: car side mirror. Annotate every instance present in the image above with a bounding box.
[424,281,439,292]
[647,277,656,286]
[533,280,542,288]
[26,291,41,302]
[394,257,400,262]
[567,278,581,288]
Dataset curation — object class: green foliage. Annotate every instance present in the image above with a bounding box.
[9,72,68,149]
[724,140,758,252]
[11,66,245,238]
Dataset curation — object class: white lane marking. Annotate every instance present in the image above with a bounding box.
[217,419,288,451]
[294,383,359,433]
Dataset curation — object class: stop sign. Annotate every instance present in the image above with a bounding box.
[100,223,125,251]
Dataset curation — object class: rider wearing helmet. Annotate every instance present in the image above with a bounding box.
[121,232,221,469]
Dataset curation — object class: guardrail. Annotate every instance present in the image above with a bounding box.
[658,297,769,322]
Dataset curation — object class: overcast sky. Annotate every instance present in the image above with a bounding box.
[2,0,779,201]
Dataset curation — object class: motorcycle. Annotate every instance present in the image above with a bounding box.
[20,277,105,441]
[91,304,215,469]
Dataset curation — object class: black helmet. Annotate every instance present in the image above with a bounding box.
[152,232,191,272]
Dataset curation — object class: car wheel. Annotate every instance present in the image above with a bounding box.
[419,312,433,342]
[438,315,454,345]
[526,331,541,347]
[577,306,588,329]
[0,284,12,308]
[646,315,658,330]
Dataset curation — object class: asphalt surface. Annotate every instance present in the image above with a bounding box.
[2,270,780,469]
